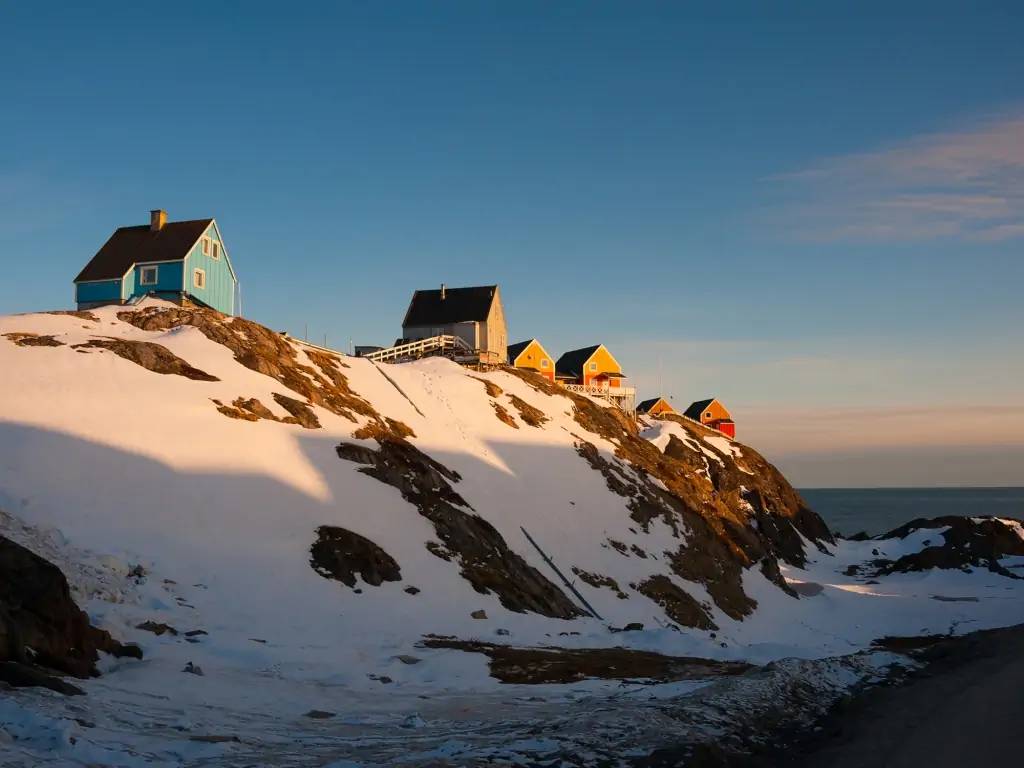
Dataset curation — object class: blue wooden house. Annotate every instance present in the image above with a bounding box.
[74,210,238,315]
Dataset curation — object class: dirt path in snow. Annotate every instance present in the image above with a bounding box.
[769,623,1024,768]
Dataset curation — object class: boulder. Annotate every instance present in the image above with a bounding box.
[0,535,141,689]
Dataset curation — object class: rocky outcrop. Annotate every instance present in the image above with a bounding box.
[865,516,1024,578]
[419,637,752,684]
[0,535,141,693]
[119,306,377,422]
[500,368,831,623]
[71,338,218,381]
[335,425,585,619]
[310,526,402,589]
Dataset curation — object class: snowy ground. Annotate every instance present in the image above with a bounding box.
[2,301,1023,766]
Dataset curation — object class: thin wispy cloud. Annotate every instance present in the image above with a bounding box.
[770,110,1024,242]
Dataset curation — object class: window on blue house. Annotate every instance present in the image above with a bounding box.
[212,242,220,260]
[201,237,211,256]
[140,266,158,285]
[193,268,206,289]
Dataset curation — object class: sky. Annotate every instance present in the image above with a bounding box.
[1,1,1022,487]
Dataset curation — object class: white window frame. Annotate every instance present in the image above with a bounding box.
[193,268,206,289]
[211,241,220,260]
[139,265,159,286]
[201,237,211,256]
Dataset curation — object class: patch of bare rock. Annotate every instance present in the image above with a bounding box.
[71,338,218,381]
[119,306,376,422]
[0,535,141,695]
[310,525,402,589]
[418,637,752,684]
[334,421,584,619]
[852,515,1024,579]
[3,332,65,347]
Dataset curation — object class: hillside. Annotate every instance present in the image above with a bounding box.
[2,300,1023,765]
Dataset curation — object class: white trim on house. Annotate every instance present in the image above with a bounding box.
[139,265,159,285]
[207,220,238,281]
[193,268,206,289]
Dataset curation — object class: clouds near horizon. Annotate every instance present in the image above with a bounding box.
[770,110,1024,243]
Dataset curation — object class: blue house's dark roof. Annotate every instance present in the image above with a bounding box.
[75,219,213,282]
[402,285,497,328]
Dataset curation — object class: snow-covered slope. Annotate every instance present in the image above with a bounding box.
[2,301,1023,764]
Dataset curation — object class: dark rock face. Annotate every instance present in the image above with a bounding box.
[310,526,402,588]
[561,393,835,623]
[0,535,141,692]
[419,637,752,684]
[335,427,585,619]
[635,575,717,630]
[71,338,218,381]
[870,516,1024,578]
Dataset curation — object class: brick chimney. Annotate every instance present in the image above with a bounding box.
[440,283,446,300]
[150,209,167,232]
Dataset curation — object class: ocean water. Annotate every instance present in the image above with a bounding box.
[798,487,1024,537]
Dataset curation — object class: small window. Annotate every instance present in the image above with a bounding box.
[202,238,211,256]
[212,242,220,260]
[140,266,158,285]
[193,268,206,289]
[589,362,598,371]
[541,359,549,368]
[705,411,712,419]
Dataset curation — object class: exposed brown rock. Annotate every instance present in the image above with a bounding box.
[71,338,218,381]
[335,425,584,619]
[310,526,402,589]
[44,310,99,322]
[272,392,321,429]
[4,332,64,347]
[0,535,141,689]
[635,575,717,630]
[492,402,519,429]
[509,394,548,427]
[418,637,752,684]
[572,567,628,599]
[136,620,178,636]
[118,306,376,422]
[471,376,503,398]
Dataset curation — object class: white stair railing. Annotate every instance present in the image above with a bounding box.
[362,334,472,363]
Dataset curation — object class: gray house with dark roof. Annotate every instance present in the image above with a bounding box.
[401,284,507,363]
[74,210,238,315]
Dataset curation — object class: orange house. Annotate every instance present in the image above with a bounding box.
[507,339,555,382]
[554,344,624,388]
[636,396,676,417]
[684,398,736,438]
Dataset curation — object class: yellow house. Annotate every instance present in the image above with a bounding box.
[554,344,624,388]
[507,339,555,382]
[636,396,675,417]
[683,398,736,438]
